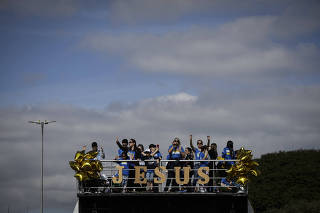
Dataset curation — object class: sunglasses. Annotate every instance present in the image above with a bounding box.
[129,141,134,144]
[197,142,203,145]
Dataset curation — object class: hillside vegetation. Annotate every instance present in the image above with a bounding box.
[248,150,320,213]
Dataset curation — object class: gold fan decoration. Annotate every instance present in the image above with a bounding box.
[69,150,103,181]
[226,147,259,186]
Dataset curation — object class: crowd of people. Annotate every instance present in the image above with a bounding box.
[82,135,238,193]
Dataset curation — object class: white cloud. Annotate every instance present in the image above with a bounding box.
[81,15,320,78]
[1,87,320,212]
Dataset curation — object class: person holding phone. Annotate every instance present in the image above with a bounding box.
[164,137,185,192]
[82,141,105,160]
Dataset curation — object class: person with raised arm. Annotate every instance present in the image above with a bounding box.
[143,144,162,192]
[164,137,185,192]
[82,141,105,160]
[190,135,209,192]
[82,142,106,193]
[115,137,128,159]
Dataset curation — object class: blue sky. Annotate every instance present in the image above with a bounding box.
[1,0,320,109]
[1,0,320,212]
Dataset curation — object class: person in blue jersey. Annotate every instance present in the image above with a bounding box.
[116,151,130,192]
[220,177,240,192]
[164,137,185,192]
[190,135,209,192]
[115,138,128,159]
[142,149,156,192]
[222,140,235,168]
[199,145,209,192]
[148,144,162,164]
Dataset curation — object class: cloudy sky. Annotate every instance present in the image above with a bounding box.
[1,0,320,212]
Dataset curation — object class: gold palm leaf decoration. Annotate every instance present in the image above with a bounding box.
[226,147,259,186]
[69,150,103,182]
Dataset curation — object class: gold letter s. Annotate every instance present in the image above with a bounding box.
[154,166,167,184]
[197,167,209,185]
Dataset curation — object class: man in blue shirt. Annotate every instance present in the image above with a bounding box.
[164,137,185,192]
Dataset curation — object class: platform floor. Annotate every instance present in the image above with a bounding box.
[78,192,248,213]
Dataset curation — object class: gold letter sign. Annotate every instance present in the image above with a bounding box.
[112,166,124,184]
[175,167,190,185]
[134,166,147,184]
[154,166,167,184]
[197,167,209,185]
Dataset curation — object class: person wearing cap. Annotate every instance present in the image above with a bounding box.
[144,144,162,192]
[81,141,106,193]
[142,148,155,191]
[82,141,105,160]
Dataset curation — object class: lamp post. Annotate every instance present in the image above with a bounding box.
[28,120,56,213]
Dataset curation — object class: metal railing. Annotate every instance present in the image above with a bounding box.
[77,159,247,194]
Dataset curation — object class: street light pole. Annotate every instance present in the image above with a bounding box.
[28,120,56,213]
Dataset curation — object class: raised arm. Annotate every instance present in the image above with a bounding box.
[189,134,196,152]
[150,147,159,157]
[100,146,105,159]
[116,137,126,151]
[207,136,211,147]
